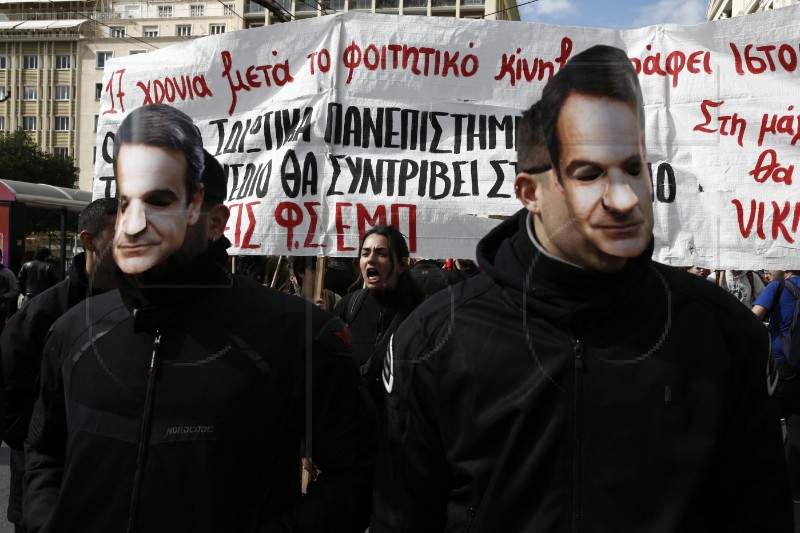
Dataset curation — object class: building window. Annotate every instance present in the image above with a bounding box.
[55,85,70,100]
[96,51,113,69]
[190,4,204,16]
[129,50,147,55]
[176,24,192,36]
[54,147,69,158]
[123,4,141,18]
[94,114,99,132]
[223,3,235,15]
[0,116,4,131]
[55,55,71,69]
[210,24,225,34]
[55,117,70,131]
[0,57,6,70]
[23,55,38,69]
[247,1,266,13]
[157,5,173,17]
[110,26,126,38]
[23,86,38,100]
[22,117,36,131]
[143,25,159,37]
[0,86,6,100]
[95,83,103,100]
[93,146,97,163]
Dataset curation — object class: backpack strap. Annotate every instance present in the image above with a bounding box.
[343,288,369,326]
[773,279,800,365]
[746,271,754,292]
[771,280,786,318]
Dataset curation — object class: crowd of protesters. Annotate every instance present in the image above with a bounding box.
[0,43,797,533]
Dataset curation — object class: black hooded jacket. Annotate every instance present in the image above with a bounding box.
[372,209,791,532]
[2,253,105,524]
[24,239,376,533]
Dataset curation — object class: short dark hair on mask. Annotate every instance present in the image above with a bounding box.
[79,198,118,236]
[516,101,551,175]
[539,45,644,180]
[112,104,205,203]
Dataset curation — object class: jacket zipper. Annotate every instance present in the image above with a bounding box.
[572,338,584,533]
[126,331,162,533]
[464,505,476,532]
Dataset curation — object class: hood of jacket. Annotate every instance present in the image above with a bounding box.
[476,209,657,336]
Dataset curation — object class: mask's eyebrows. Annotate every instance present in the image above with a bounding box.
[563,159,600,176]
[143,189,181,205]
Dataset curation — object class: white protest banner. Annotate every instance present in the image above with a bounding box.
[94,8,800,268]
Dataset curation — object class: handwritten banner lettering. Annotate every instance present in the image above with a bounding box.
[94,9,800,268]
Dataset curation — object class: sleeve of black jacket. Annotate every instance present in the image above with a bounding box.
[708,300,793,531]
[261,314,377,533]
[22,326,68,533]
[371,300,452,533]
[2,303,50,450]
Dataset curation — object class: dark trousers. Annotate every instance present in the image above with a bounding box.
[775,365,800,501]
[8,448,25,530]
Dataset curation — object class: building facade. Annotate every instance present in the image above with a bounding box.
[707,0,799,19]
[0,0,519,191]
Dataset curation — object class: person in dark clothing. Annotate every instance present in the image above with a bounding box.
[409,259,457,297]
[442,258,481,282]
[753,270,800,516]
[324,257,359,297]
[334,225,424,406]
[2,198,118,533]
[372,46,792,533]
[0,249,19,330]
[17,248,60,307]
[291,256,341,312]
[23,104,375,533]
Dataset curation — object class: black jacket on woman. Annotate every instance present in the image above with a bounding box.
[334,287,419,406]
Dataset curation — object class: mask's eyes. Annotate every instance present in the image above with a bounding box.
[625,156,644,177]
[570,165,603,182]
[145,190,179,208]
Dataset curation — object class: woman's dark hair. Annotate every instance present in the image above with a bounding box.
[358,225,425,311]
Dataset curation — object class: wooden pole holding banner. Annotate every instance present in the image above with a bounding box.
[270,256,284,289]
[313,256,326,303]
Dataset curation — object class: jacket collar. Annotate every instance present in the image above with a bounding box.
[115,237,233,333]
[477,209,655,329]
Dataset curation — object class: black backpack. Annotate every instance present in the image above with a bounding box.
[773,279,800,368]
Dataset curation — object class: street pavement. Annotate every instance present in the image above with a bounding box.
[0,445,12,533]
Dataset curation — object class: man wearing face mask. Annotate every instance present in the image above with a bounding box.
[373,46,791,532]
[23,104,375,533]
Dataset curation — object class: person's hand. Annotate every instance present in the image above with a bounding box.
[314,297,327,311]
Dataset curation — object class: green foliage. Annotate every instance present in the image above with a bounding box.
[0,128,80,233]
[0,129,78,188]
